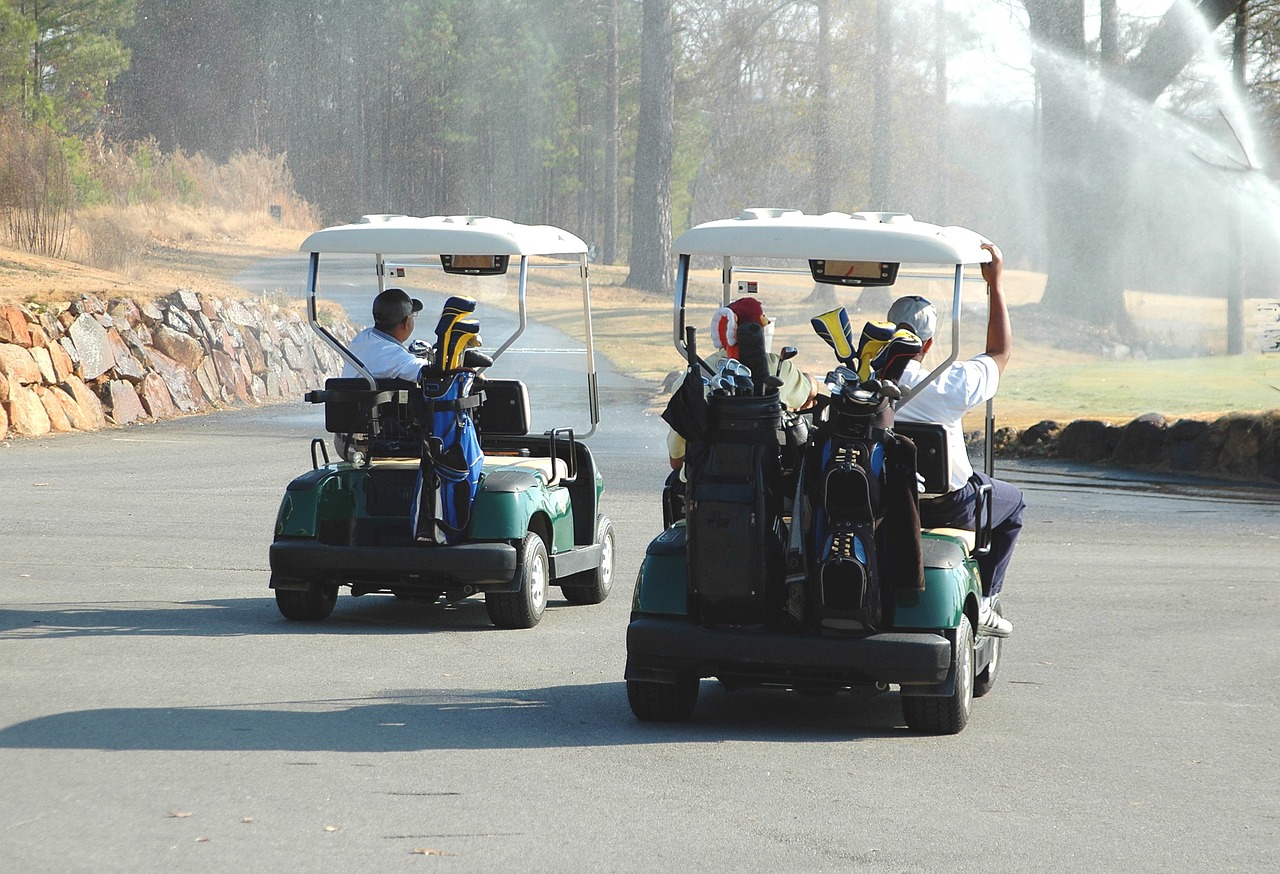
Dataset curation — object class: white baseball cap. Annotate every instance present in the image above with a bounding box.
[887,295,937,342]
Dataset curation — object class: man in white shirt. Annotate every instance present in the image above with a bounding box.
[335,288,432,461]
[341,288,432,381]
[889,242,1023,638]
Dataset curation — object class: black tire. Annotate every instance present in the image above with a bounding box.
[974,601,1004,698]
[902,615,974,735]
[561,516,615,605]
[486,532,549,629]
[275,580,338,621]
[627,676,699,722]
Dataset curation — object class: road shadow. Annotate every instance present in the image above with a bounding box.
[0,595,601,639]
[0,682,914,752]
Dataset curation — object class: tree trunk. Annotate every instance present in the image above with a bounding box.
[625,0,675,295]
[603,0,620,265]
[1025,0,1237,330]
[869,0,893,211]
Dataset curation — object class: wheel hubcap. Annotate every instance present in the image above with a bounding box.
[530,552,547,611]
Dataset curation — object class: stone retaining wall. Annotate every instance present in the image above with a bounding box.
[989,411,1280,484]
[0,291,352,440]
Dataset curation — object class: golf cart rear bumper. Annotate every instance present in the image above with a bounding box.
[625,616,952,686]
[269,539,519,590]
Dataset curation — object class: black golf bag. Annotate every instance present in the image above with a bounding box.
[684,392,787,626]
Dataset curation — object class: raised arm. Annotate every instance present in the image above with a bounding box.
[981,242,1012,373]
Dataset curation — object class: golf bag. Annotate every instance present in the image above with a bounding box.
[684,392,786,626]
[411,370,483,545]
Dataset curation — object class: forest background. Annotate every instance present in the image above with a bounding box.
[2,0,1279,427]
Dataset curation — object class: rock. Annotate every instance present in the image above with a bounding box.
[107,299,142,330]
[1,306,33,347]
[1056,419,1119,462]
[0,400,7,439]
[29,346,56,385]
[1213,413,1260,476]
[1019,420,1061,453]
[138,372,177,419]
[212,348,249,403]
[241,328,267,375]
[139,299,165,325]
[68,313,115,380]
[195,356,222,404]
[1163,419,1215,471]
[27,323,50,349]
[1112,413,1168,466]
[169,289,202,312]
[144,348,203,413]
[164,305,195,333]
[106,328,147,381]
[47,340,74,382]
[36,385,74,432]
[5,383,51,436]
[0,344,42,385]
[152,325,205,372]
[70,294,106,316]
[47,384,94,431]
[0,373,8,403]
[59,337,79,370]
[103,379,147,425]
[1258,412,1280,482]
[61,375,107,429]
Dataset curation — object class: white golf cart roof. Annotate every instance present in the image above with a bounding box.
[675,209,991,265]
[301,214,589,257]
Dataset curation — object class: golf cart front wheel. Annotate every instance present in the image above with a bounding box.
[902,614,974,735]
[561,516,615,605]
[486,532,548,629]
[627,676,699,722]
[275,580,338,621]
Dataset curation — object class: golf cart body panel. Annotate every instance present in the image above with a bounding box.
[269,215,613,627]
[627,208,1002,731]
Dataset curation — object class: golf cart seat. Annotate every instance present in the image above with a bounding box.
[306,377,421,458]
[893,420,990,556]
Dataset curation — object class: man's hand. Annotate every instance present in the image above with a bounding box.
[980,242,1003,289]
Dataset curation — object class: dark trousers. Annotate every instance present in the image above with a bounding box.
[917,472,1024,597]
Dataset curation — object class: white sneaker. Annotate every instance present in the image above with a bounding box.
[978,601,1012,638]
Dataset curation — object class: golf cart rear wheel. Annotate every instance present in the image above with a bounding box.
[561,516,615,605]
[902,615,974,735]
[486,532,548,629]
[627,675,699,723]
[275,580,338,621]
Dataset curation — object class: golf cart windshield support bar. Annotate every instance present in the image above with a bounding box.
[580,254,600,437]
[307,252,377,390]
[898,264,964,407]
[491,256,530,362]
[673,254,714,376]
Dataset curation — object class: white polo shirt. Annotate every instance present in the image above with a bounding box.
[341,326,430,381]
[894,355,1000,492]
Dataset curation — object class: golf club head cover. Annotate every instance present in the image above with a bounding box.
[871,329,923,384]
[433,296,478,366]
[737,321,772,396]
[855,321,897,381]
[811,307,856,364]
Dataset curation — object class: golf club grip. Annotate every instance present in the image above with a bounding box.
[738,322,771,395]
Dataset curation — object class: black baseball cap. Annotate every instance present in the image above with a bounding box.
[372,287,423,326]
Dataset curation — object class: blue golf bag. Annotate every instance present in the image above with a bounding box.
[411,370,483,545]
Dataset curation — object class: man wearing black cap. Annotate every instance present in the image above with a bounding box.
[888,242,1022,639]
[341,288,432,380]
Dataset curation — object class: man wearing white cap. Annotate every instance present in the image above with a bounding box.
[887,242,1023,638]
[341,287,432,381]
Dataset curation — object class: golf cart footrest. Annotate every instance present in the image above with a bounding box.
[270,539,518,585]
[625,617,950,684]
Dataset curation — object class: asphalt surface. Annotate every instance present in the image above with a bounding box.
[2,273,1278,871]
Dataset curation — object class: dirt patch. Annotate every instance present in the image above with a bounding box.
[0,222,307,307]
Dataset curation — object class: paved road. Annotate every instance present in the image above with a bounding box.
[2,300,1279,871]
